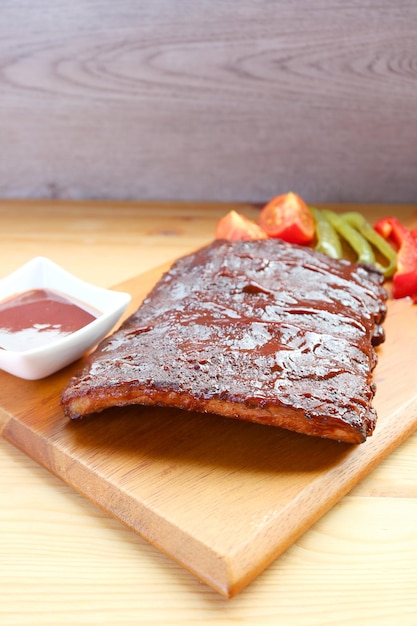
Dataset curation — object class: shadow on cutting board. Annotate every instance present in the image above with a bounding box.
[66,404,352,475]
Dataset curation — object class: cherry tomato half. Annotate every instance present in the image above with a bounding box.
[258,192,315,245]
[215,210,268,241]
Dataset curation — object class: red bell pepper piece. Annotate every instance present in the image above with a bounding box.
[374,217,417,301]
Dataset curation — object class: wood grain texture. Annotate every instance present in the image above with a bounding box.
[1,2,417,204]
[2,432,416,625]
[2,236,417,597]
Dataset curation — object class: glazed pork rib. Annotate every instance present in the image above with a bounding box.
[61,239,388,444]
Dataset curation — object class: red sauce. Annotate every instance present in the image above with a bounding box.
[0,289,98,351]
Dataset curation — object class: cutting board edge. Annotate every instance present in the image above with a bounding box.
[0,407,12,436]
[224,396,417,595]
[1,414,237,597]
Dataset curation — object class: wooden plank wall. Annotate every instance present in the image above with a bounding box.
[1,1,416,204]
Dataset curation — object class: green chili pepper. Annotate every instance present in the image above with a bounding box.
[321,209,376,266]
[342,212,397,278]
[310,207,343,259]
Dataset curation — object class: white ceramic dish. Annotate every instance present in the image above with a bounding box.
[0,257,131,380]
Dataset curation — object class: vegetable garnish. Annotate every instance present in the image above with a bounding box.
[321,209,376,266]
[258,192,315,245]
[342,212,397,278]
[213,194,417,304]
[374,216,417,302]
[215,210,268,241]
[310,207,343,259]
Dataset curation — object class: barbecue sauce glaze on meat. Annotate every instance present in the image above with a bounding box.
[61,239,388,444]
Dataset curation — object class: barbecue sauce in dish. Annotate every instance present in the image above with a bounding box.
[0,289,98,351]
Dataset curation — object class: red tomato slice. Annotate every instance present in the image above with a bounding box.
[258,192,315,245]
[215,210,268,241]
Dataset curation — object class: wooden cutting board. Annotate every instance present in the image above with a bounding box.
[1,265,417,598]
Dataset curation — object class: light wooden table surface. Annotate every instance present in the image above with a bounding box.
[1,200,416,626]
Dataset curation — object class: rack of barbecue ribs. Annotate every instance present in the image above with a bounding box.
[61,239,388,444]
